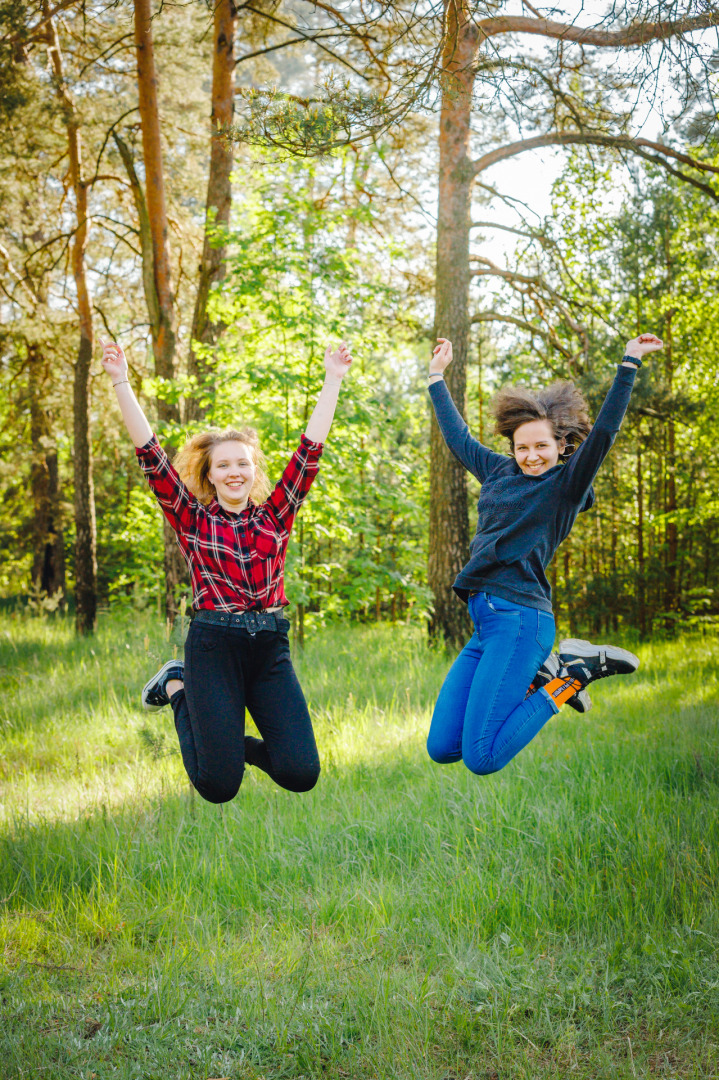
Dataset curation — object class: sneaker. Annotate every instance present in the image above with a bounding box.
[558,639,639,690]
[531,651,592,713]
[141,660,185,711]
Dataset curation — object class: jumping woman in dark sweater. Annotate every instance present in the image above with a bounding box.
[426,333,661,775]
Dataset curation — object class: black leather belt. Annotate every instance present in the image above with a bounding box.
[193,609,290,634]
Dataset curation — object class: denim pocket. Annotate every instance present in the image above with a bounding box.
[536,609,556,651]
[191,626,220,652]
[485,593,521,613]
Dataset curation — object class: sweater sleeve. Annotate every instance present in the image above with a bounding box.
[561,365,637,503]
[428,379,507,482]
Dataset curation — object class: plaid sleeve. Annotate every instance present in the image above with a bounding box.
[262,434,323,536]
[135,434,197,536]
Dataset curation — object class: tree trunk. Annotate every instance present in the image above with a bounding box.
[133,0,185,621]
[73,333,97,632]
[428,0,477,647]
[28,342,65,598]
[187,0,237,423]
[45,5,96,633]
[636,428,646,637]
[664,308,678,614]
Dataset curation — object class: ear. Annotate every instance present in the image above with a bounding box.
[557,436,567,455]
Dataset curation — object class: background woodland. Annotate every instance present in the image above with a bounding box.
[2,0,719,645]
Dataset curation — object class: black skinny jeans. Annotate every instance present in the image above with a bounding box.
[169,618,320,804]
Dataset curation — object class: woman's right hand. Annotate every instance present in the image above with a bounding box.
[430,337,453,375]
[100,338,128,383]
[624,333,663,359]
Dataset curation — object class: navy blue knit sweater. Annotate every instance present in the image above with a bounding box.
[428,364,637,613]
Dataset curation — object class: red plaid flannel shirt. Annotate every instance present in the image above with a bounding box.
[136,433,323,611]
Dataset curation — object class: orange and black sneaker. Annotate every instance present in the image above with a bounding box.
[527,652,592,713]
[558,639,639,690]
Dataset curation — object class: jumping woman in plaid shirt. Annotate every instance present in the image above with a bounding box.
[101,338,352,803]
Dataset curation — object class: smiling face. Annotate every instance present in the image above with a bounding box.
[512,419,566,477]
[207,440,256,512]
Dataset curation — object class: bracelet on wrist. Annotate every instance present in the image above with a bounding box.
[621,355,642,368]
[428,372,444,381]
[113,378,130,387]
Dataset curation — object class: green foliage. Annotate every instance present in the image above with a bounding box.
[1,613,719,1077]
[182,157,432,623]
[234,76,395,156]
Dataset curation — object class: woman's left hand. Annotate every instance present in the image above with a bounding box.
[624,333,663,359]
[324,342,353,380]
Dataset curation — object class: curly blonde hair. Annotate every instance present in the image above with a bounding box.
[492,381,592,460]
[174,427,271,505]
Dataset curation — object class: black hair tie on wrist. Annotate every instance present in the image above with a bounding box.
[622,355,642,368]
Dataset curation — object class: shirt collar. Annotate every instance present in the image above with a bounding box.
[207,496,255,519]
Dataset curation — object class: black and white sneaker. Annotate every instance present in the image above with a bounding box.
[141,660,185,711]
[558,639,639,690]
[533,652,592,713]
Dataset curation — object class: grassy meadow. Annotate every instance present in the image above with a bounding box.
[0,611,718,1079]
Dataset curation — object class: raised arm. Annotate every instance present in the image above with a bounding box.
[101,339,196,536]
[304,342,353,444]
[428,338,506,482]
[100,339,153,448]
[563,333,663,501]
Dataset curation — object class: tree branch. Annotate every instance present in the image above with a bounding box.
[476,12,719,49]
[303,0,391,81]
[235,32,345,66]
[0,243,39,309]
[472,132,719,201]
[0,0,80,45]
[241,6,369,81]
[471,310,572,358]
[473,132,719,177]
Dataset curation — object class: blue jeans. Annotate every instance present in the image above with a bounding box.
[427,592,558,775]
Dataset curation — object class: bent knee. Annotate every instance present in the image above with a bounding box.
[426,736,457,764]
[276,763,320,793]
[195,769,244,805]
[463,755,500,777]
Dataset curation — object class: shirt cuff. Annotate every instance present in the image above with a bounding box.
[135,433,161,457]
[300,433,324,456]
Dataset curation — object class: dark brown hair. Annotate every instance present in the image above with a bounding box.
[174,427,270,505]
[492,381,592,459]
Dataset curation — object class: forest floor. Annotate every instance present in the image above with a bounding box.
[0,611,718,1079]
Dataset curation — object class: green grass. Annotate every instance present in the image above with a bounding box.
[1,611,718,1079]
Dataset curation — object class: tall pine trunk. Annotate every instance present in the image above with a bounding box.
[664,308,678,615]
[187,0,237,423]
[636,428,646,637]
[428,0,477,647]
[28,342,65,598]
[45,5,97,633]
[133,0,185,621]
